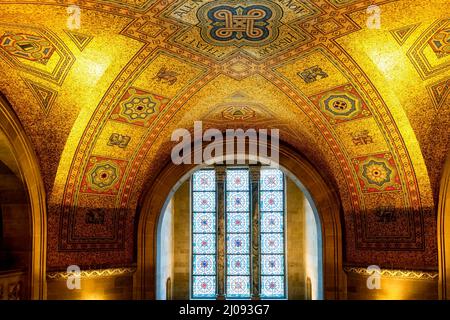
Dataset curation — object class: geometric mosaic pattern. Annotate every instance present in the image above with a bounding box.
[309,84,371,124]
[80,156,128,195]
[353,154,402,193]
[0,32,54,64]
[110,87,169,127]
[197,1,282,47]
[0,24,75,86]
[390,23,420,46]
[427,77,450,111]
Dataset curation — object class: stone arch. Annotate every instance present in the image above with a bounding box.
[438,152,450,299]
[135,140,345,299]
[0,93,47,299]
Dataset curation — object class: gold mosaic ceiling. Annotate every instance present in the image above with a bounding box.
[0,0,449,269]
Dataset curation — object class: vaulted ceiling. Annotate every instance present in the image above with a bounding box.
[0,0,448,270]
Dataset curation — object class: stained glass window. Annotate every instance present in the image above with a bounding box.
[191,169,217,299]
[191,167,287,300]
[259,168,286,299]
[225,169,251,299]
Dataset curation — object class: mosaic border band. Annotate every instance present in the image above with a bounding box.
[47,267,136,280]
[344,266,438,280]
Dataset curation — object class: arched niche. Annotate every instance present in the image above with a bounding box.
[438,152,450,299]
[135,141,345,300]
[0,94,47,299]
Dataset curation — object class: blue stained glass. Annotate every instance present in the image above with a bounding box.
[192,276,216,298]
[226,170,249,191]
[193,170,216,191]
[261,234,284,254]
[227,255,250,275]
[227,212,249,233]
[260,191,283,212]
[226,192,249,212]
[261,212,283,233]
[193,234,216,254]
[193,212,216,233]
[227,234,250,254]
[193,191,216,212]
[226,276,251,298]
[260,169,283,191]
[261,276,285,298]
[193,255,216,275]
[261,255,284,275]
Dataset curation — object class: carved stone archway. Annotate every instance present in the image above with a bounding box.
[438,153,450,299]
[0,94,47,299]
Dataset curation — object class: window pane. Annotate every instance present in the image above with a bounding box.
[261,212,284,233]
[193,255,216,275]
[226,276,250,298]
[227,212,250,233]
[261,233,284,254]
[261,255,284,275]
[193,276,216,298]
[193,191,216,212]
[226,169,249,191]
[193,212,216,233]
[227,255,250,275]
[261,276,285,298]
[260,169,283,191]
[226,191,249,212]
[193,234,216,254]
[226,233,250,254]
[260,191,283,212]
[193,170,216,191]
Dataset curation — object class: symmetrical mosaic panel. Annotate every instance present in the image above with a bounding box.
[165,0,317,60]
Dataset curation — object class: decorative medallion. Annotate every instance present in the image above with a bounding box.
[165,0,316,60]
[353,154,402,193]
[198,1,282,47]
[0,24,75,85]
[309,84,371,124]
[81,157,128,195]
[110,87,169,127]
[0,32,54,64]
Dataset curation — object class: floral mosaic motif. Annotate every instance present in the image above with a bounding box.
[81,157,127,195]
[353,154,402,193]
[309,84,371,124]
[428,26,450,58]
[110,87,169,127]
[0,32,55,64]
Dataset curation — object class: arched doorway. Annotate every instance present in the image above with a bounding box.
[438,152,450,299]
[135,142,345,300]
[0,94,46,299]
